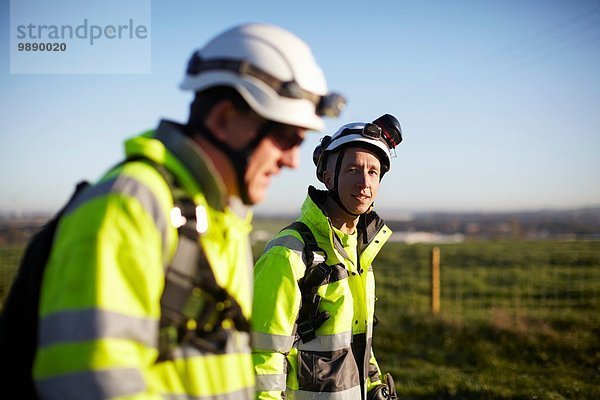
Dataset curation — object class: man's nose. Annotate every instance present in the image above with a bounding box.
[356,171,369,187]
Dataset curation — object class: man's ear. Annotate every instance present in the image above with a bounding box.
[321,151,339,190]
[322,168,334,190]
[204,100,236,141]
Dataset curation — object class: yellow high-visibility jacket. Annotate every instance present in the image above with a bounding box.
[33,120,255,399]
[252,186,392,400]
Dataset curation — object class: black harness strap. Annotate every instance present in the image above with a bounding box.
[123,158,249,360]
[158,199,249,358]
[286,221,320,267]
[283,221,332,343]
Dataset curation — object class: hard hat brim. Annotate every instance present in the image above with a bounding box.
[180,71,325,132]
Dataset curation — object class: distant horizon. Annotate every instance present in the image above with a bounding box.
[256,203,600,219]
[3,204,599,221]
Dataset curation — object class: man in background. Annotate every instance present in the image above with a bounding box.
[252,115,402,399]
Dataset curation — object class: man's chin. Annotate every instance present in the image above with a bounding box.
[351,199,372,212]
[355,207,370,215]
[245,188,266,206]
[344,203,370,216]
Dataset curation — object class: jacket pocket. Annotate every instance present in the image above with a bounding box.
[298,348,359,391]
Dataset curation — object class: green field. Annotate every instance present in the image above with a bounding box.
[0,245,25,310]
[2,239,599,399]
[368,240,600,399]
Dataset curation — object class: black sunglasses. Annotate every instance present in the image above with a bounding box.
[268,126,305,151]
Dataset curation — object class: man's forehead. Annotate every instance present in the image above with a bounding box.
[331,146,382,166]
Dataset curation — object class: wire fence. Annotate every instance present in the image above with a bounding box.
[373,240,600,323]
[2,240,600,321]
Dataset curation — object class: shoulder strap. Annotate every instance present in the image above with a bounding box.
[284,221,326,267]
[104,156,249,358]
[286,221,316,266]
[281,221,331,343]
[142,162,249,360]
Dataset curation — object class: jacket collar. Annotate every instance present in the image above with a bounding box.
[154,119,228,211]
[302,186,387,255]
[304,187,385,242]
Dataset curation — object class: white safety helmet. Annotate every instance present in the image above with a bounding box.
[180,23,345,131]
[314,114,403,182]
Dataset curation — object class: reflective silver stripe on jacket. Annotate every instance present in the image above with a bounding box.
[291,385,363,400]
[265,234,304,255]
[39,309,157,348]
[256,373,287,391]
[65,173,170,256]
[35,367,145,399]
[296,330,352,352]
[367,322,373,340]
[163,387,254,400]
[252,332,295,352]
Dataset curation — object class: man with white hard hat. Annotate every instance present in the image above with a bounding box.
[31,23,344,399]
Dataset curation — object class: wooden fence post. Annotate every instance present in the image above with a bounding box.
[431,247,441,314]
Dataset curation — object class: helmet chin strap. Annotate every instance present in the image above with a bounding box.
[188,122,273,205]
[327,190,361,217]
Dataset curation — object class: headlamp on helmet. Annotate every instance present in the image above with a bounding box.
[317,93,347,117]
[334,115,402,155]
[373,113,403,155]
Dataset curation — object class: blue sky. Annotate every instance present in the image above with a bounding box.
[1,0,599,217]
